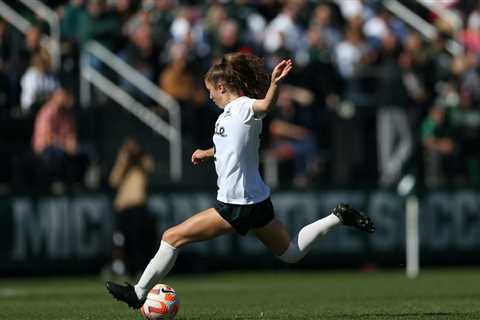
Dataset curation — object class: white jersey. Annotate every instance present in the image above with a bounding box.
[213,96,271,204]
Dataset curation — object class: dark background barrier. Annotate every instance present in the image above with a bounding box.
[2,190,479,276]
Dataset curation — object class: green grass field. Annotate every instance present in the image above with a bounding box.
[1,269,480,319]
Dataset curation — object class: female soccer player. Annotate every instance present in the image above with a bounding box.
[106,53,375,308]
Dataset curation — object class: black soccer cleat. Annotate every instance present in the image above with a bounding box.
[105,281,145,309]
[332,203,375,233]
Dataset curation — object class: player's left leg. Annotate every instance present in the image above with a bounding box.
[160,207,234,247]
[134,208,233,299]
[107,208,234,308]
[254,204,375,263]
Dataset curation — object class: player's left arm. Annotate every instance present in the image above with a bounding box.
[191,147,214,165]
[252,59,293,118]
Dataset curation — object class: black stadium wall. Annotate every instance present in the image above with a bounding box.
[1,190,480,275]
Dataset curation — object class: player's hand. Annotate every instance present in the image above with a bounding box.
[271,59,293,84]
[191,149,209,165]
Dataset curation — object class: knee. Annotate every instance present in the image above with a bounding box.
[161,227,184,248]
[278,253,302,264]
[277,243,303,264]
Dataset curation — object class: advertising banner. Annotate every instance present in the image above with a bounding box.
[1,191,479,274]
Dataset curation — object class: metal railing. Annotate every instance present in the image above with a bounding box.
[18,0,61,70]
[384,0,462,56]
[416,0,463,31]
[81,41,182,182]
[414,0,463,55]
[384,0,437,39]
[0,0,53,54]
[0,1,31,33]
[0,0,182,182]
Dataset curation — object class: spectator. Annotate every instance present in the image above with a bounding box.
[7,25,43,108]
[4,0,480,191]
[263,1,304,54]
[334,26,368,80]
[376,31,413,186]
[79,0,121,52]
[448,87,480,186]
[0,18,8,64]
[20,49,59,114]
[461,5,480,54]
[398,47,428,117]
[0,18,10,112]
[123,7,149,39]
[459,52,480,105]
[32,88,88,188]
[159,42,197,103]
[229,2,267,51]
[363,7,408,46]
[421,104,461,187]
[310,3,342,50]
[148,0,176,49]
[334,25,374,107]
[169,5,209,58]
[159,42,205,132]
[60,0,87,46]
[426,32,453,85]
[108,137,156,276]
[403,32,432,96]
[334,0,363,20]
[204,4,228,47]
[19,25,43,68]
[268,85,319,188]
[114,0,137,29]
[363,8,389,48]
[58,0,86,92]
[120,21,159,103]
[297,20,341,103]
[211,19,245,58]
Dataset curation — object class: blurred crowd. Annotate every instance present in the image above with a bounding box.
[1,0,480,192]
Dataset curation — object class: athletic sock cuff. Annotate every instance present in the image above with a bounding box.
[161,240,178,251]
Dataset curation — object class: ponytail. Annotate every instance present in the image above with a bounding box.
[205,53,270,99]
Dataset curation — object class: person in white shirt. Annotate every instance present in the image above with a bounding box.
[106,53,375,309]
[20,49,59,114]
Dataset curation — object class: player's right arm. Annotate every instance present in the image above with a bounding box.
[253,59,293,118]
[191,147,214,165]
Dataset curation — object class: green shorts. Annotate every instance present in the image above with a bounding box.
[215,197,275,236]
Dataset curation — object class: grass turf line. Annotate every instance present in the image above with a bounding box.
[1,269,480,319]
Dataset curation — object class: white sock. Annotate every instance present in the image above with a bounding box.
[279,213,340,263]
[134,240,178,300]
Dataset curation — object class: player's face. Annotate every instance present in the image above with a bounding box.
[205,81,225,108]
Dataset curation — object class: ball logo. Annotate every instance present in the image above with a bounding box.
[162,287,176,302]
[161,287,175,294]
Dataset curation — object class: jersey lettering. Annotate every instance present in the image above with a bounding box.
[214,123,227,137]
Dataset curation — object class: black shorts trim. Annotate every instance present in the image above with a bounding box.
[214,197,275,236]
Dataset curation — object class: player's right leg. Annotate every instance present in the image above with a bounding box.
[332,203,375,233]
[106,207,233,309]
[254,204,375,263]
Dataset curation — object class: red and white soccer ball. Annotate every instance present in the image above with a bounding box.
[140,284,180,320]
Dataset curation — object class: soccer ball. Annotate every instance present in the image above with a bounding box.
[140,284,180,320]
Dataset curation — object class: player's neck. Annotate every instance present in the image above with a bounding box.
[222,93,241,107]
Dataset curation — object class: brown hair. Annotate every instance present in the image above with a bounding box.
[31,48,52,73]
[205,53,270,99]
